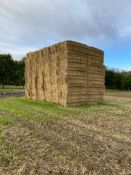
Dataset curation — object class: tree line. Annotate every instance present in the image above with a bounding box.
[105,67,131,90]
[0,54,131,90]
[0,54,25,87]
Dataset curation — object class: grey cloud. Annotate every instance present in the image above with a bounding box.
[0,0,131,59]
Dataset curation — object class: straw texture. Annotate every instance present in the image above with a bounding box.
[25,41,105,106]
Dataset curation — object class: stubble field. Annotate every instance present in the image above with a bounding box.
[0,90,131,175]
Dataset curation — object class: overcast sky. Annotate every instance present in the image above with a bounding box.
[0,0,131,70]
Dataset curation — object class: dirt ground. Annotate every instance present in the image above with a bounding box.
[0,91,131,175]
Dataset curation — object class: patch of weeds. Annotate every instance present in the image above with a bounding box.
[0,97,81,120]
[0,116,12,126]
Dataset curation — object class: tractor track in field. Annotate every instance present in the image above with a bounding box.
[0,92,24,98]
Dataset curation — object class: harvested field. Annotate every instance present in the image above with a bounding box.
[0,91,131,175]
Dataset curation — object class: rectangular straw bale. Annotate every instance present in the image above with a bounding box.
[25,40,105,106]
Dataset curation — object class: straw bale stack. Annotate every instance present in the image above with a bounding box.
[25,41,105,106]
